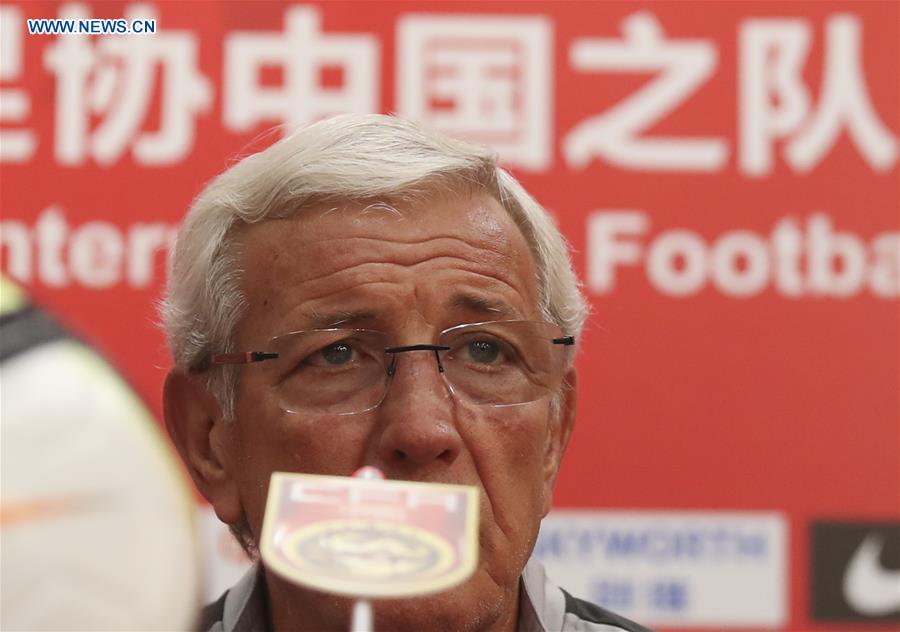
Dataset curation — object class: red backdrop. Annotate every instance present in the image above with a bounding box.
[1,2,897,630]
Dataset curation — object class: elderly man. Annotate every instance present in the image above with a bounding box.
[163,114,650,632]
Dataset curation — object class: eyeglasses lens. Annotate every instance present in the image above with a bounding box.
[267,322,569,415]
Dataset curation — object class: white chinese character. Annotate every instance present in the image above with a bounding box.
[739,14,897,176]
[44,3,211,166]
[564,12,727,172]
[224,6,378,133]
[0,6,37,162]
[397,14,551,171]
[738,19,810,176]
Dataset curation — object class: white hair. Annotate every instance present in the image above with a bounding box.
[161,114,588,418]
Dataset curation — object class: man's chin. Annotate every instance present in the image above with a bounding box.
[371,575,511,632]
[265,562,518,631]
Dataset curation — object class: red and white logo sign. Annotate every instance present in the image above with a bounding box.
[260,472,479,598]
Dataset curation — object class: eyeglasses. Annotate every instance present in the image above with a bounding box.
[210,320,574,416]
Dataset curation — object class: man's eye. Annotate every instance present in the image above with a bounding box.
[319,343,354,365]
[467,340,501,363]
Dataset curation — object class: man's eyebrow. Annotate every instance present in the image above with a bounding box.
[302,296,516,329]
[305,309,380,329]
[448,293,517,318]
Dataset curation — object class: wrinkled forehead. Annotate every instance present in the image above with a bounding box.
[238,191,526,264]
[232,191,542,323]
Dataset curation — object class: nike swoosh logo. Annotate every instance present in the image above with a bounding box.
[842,533,900,615]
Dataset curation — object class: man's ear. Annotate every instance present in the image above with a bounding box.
[163,369,243,525]
[541,367,577,517]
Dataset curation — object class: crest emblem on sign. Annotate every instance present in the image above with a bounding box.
[260,472,479,598]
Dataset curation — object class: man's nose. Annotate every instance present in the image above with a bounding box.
[371,350,463,472]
